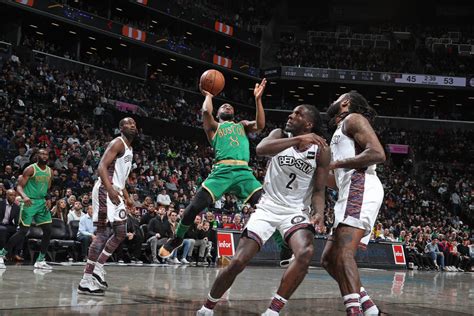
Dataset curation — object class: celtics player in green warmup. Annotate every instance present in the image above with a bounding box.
[0,149,53,270]
[160,78,275,259]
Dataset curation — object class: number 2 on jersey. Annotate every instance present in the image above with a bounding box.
[286,173,296,189]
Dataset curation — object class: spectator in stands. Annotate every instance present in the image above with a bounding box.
[67,201,84,223]
[458,239,473,272]
[219,214,233,229]
[51,199,68,223]
[232,214,243,231]
[0,189,22,264]
[77,205,95,261]
[0,165,15,190]
[13,147,30,170]
[117,208,144,264]
[425,238,445,271]
[205,211,217,229]
[147,205,172,264]
[156,189,171,206]
[189,215,211,265]
[140,204,157,225]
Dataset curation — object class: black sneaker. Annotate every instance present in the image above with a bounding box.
[158,237,184,259]
[279,246,294,268]
[77,278,105,296]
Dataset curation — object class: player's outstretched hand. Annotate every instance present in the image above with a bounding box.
[254,78,267,99]
[199,83,214,98]
[297,133,327,149]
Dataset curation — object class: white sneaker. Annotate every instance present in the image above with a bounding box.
[280,254,295,268]
[180,258,190,264]
[196,306,214,316]
[92,264,108,290]
[169,257,181,264]
[262,309,279,316]
[77,276,105,296]
[0,257,6,269]
[34,260,53,270]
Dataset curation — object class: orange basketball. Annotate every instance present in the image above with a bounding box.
[200,69,225,96]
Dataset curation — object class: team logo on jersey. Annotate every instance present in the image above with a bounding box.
[118,209,127,219]
[330,135,341,146]
[277,156,314,174]
[124,155,133,163]
[291,215,306,224]
[307,151,315,159]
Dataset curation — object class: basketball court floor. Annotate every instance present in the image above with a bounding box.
[0,264,472,315]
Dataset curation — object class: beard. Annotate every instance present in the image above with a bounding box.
[122,130,137,141]
[218,113,234,121]
[326,101,342,129]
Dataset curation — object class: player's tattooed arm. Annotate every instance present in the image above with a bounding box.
[200,85,219,142]
[330,113,385,170]
[310,145,330,231]
[242,78,267,134]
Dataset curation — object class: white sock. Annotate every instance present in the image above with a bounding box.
[343,293,361,311]
[360,287,379,315]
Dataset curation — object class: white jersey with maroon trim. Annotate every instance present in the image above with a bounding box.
[262,134,318,211]
[97,136,133,191]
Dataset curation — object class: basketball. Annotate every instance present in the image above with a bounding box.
[200,69,225,96]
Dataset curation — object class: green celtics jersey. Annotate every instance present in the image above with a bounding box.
[24,163,51,199]
[211,121,250,162]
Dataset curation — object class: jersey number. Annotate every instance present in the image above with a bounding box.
[286,173,296,189]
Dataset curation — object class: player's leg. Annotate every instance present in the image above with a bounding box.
[159,188,214,258]
[197,237,260,315]
[262,228,314,315]
[33,205,53,269]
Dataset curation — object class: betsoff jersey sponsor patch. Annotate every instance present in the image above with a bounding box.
[307,151,315,159]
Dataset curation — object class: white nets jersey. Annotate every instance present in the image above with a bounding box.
[98,137,133,191]
[330,118,377,189]
[262,135,318,211]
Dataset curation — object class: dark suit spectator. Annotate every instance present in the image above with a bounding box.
[147,206,172,263]
[0,189,22,263]
[117,208,145,263]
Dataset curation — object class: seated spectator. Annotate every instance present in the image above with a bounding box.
[117,208,144,264]
[147,205,172,264]
[232,214,243,231]
[51,199,68,223]
[0,189,22,263]
[457,239,473,272]
[156,189,171,206]
[425,238,445,271]
[169,210,192,264]
[67,201,84,223]
[219,214,233,229]
[204,211,217,229]
[77,205,95,261]
[140,204,157,225]
[189,216,212,264]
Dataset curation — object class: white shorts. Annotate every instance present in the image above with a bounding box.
[92,181,127,225]
[244,195,313,248]
[333,171,383,246]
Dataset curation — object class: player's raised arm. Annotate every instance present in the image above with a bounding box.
[329,113,385,170]
[98,139,124,205]
[200,85,219,142]
[242,78,267,134]
[16,165,34,206]
[256,129,326,157]
[310,145,331,231]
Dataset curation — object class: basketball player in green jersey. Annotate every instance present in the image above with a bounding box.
[0,149,53,269]
[160,78,272,259]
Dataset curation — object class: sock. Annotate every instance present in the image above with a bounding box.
[176,222,190,239]
[84,259,96,275]
[204,293,220,310]
[343,293,362,315]
[97,249,112,265]
[269,294,287,313]
[36,252,46,262]
[360,287,379,315]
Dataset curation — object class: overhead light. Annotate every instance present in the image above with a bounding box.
[373,103,379,106]
[298,99,304,102]
[116,7,123,11]
[161,62,168,66]
[86,51,93,55]
[307,93,314,96]
[170,58,176,61]
[225,45,230,49]
[397,89,404,92]
[386,97,394,101]
[88,36,96,40]
[51,22,59,27]
[456,103,462,106]
[186,31,192,35]
[380,91,387,95]
[270,81,277,85]
[437,95,444,98]
[120,43,127,47]
[69,30,77,34]
[429,104,435,107]
[146,63,152,66]
[416,99,421,102]
[106,46,112,50]
[266,94,272,97]
[157,68,162,72]
[313,84,320,87]
[29,24,38,29]
[151,20,158,24]
[428,91,435,94]
[339,86,346,89]
[469,96,474,100]
[187,65,193,69]
[233,77,238,80]
[430,99,437,102]
[294,94,300,97]
[413,105,420,108]
[297,86,304,89]
[248,87,254,90]
[35,31,44,35]
[90,47,97,51]
[289,90,295,93]
[375,96,382,99]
